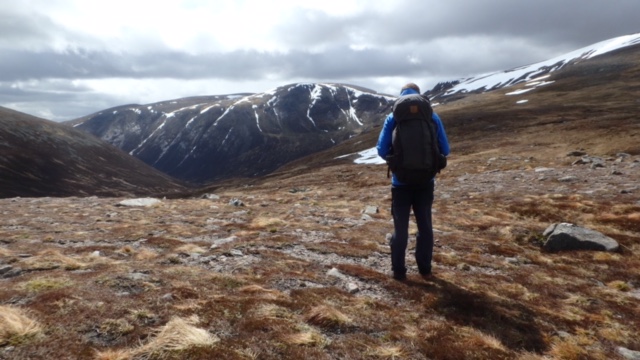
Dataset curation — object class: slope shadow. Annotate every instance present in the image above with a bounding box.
[398,276,547,353]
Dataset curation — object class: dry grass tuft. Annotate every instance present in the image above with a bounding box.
[175,244,207,254]
[93,349,130,360]
[21,249,86,271]
[515,353,547,360]
[250,217,286,230]
[21,276,72,292]
[134,316,218,356]
[607,280,631,292]
[235,347,261,359]
[116,245,136,255]
[465,330,507,352]
[252,303,294,321]
[239,285,287,301]
[282,329,328,347]
[305,305,353,329]
[99,318,135,339]
[549,337,587,360]
[134,248,160,260]
[598,324,633,344]
[367,345,406,359]
[0,305,42,346]
[96,315,218,360]
[592,252,621,262]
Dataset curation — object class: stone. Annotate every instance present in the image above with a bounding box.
[229,198,245,207]
[117,198,161,207]
[505,257,520,265]
[127,272,150,281]
[542,223,619,252]
[0,265,13,275]
[363,205,379,215]
[567,151,587,157]
[1,267,22,279]
[534,167,553,173]
[618,347,640,360]
[327,267,345,279]
[229,249,244,257]
[360,214,373,222]
[210,236,238,248]
[346,283,360,294]
[558,176,578,182]
[385,233,393,246]
[201,194,220,200]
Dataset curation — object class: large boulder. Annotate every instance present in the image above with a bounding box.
[542,223,620,252]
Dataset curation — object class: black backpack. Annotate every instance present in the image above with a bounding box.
[385,94,446,184]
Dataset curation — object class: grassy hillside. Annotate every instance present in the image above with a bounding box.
[0,46,639,359]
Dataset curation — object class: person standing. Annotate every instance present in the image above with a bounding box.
[376,83,450,281]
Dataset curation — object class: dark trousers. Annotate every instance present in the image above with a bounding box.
[390,181,435,276]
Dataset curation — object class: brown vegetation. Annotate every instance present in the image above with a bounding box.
[1,46,639,359]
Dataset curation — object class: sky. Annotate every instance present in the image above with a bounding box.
[1,0,639,122]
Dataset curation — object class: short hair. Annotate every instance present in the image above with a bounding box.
[401,83,420,93]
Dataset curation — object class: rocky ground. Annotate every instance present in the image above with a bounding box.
[1,149,639,359]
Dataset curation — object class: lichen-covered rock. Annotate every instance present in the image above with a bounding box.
[542,223,619,252]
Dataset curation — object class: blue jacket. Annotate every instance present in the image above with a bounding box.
[376,87,450,186]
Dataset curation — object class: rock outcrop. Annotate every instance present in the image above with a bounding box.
[542,223,620,252]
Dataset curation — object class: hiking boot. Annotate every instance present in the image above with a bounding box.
[392,272,407,281]
[420,272,433,281]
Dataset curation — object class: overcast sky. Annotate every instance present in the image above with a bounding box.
[1,0,639,121]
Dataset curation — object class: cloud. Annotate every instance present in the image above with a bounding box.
[1,0,640,121]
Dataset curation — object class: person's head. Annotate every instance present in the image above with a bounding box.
[400,83,420,95]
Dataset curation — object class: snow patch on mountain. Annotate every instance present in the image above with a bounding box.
[346,33,640,167]
[443,33,640,96]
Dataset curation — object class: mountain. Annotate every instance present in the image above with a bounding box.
[264,35,640,180]
[0,107,187,198]
[67,34,640,186]
[427,33,640,101]
[67,84,394,184]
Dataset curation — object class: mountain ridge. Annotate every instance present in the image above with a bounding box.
[67,83,394,184]
[427,32,640,101]
[65,33,640,185]
[0,107,187,198]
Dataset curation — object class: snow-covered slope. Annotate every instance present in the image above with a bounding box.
[433,33,640,98]
[69,83,395,183]
[349,33,640,165]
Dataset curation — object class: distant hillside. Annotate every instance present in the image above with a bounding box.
[427,33,640,101]
[66,34,640,186]
[0,107,187,198]
[67,84,394,184]
[256,40,640,184]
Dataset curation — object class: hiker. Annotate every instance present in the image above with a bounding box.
[376,83,450,281]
